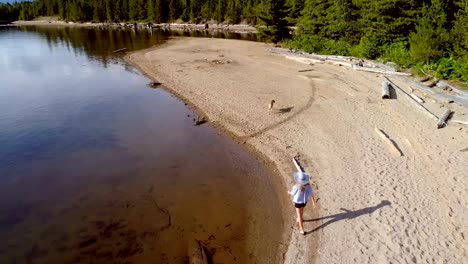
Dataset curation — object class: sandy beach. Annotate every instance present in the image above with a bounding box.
[126,38,468,264]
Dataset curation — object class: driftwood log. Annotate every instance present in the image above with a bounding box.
[437,109,452,129]
[410,94,425,104]
[451,120,468,125]
[374,127,403,156]
[382,80,390,99]
[353,65,412,76]
[384,77,438,121]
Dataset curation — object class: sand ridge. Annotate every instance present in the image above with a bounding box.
[126,37,468,264]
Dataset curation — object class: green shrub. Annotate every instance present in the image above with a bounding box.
[282,35,325,53]
[435,57,455,79]
[450,57,468,82]
[355,32,385,59]
[282,35,351,56]
[420,57,468,82]
[381,42,414,68]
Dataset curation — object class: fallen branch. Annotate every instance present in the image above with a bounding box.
[353,65,412,76]
[374,127,403,156]
[437,109,452,129]
[384,76,438,121]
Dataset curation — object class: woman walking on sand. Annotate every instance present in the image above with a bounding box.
[288,172,316,235]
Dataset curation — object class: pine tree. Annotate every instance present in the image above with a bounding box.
[298,0,331,35]
[409,1,450,63]
[324,0,358,42]
[257,0,290,43]
[114,0,122,21]
[129,0,138,20]
[452,0,468,57]
[168,0,177,21]
[147,0,155,21]
[215,0,225,22]
[122,0,129,20]
[286,0,304,23]
[105,0,113,21]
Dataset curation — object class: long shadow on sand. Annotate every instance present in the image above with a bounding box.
[305,200,391,233]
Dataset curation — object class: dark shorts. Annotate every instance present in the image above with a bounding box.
[294,202,307,208]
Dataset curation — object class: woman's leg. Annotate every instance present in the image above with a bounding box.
[296,207,305,234]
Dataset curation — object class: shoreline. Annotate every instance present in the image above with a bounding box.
[10,20,257,33]
[125,37,468,263]
[125,41,310,263]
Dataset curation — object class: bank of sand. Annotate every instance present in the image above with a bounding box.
[126,38,468,263]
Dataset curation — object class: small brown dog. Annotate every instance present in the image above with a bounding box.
[268,100,276,110]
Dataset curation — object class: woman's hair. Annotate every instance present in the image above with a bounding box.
[297,183,310,193]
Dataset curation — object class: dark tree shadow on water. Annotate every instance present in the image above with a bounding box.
[305,200,391,233]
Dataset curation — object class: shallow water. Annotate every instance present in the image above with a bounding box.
[0,27,283,263]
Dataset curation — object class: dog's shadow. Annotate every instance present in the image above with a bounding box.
[276,107,294,114]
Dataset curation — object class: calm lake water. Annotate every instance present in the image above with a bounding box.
[0,26,283,264]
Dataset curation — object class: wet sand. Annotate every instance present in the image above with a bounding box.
[126,38,468,263]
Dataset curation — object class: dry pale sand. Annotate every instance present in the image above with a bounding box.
[126,38,468,264]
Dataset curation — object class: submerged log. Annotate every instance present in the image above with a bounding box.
[382,80,390,99]
[113,48,128,53]
[190,240,209,264]
[149,81,162,88]
[194,117,207,126]
[437,109,452,129]
[374,127,403,157]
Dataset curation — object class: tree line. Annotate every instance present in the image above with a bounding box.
[1,0,467,82]
[0,0,262,23]
[286,0,468,81]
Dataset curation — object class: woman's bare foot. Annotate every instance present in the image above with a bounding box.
[299,230,305,235]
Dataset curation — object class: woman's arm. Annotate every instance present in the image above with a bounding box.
[288,185,298,195]
[310,195,316,208]
[308,186,316,208]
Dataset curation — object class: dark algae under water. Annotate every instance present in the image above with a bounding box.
[0,26,283,263]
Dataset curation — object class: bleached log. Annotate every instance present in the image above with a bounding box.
[382,81,390,99]
[410,94,425,104]
[451,120,468,125]
[374,127,403,156]
[292,157,304,172]
[353,65,412,76]
[437,109,452,129]
[384,77,438,121]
